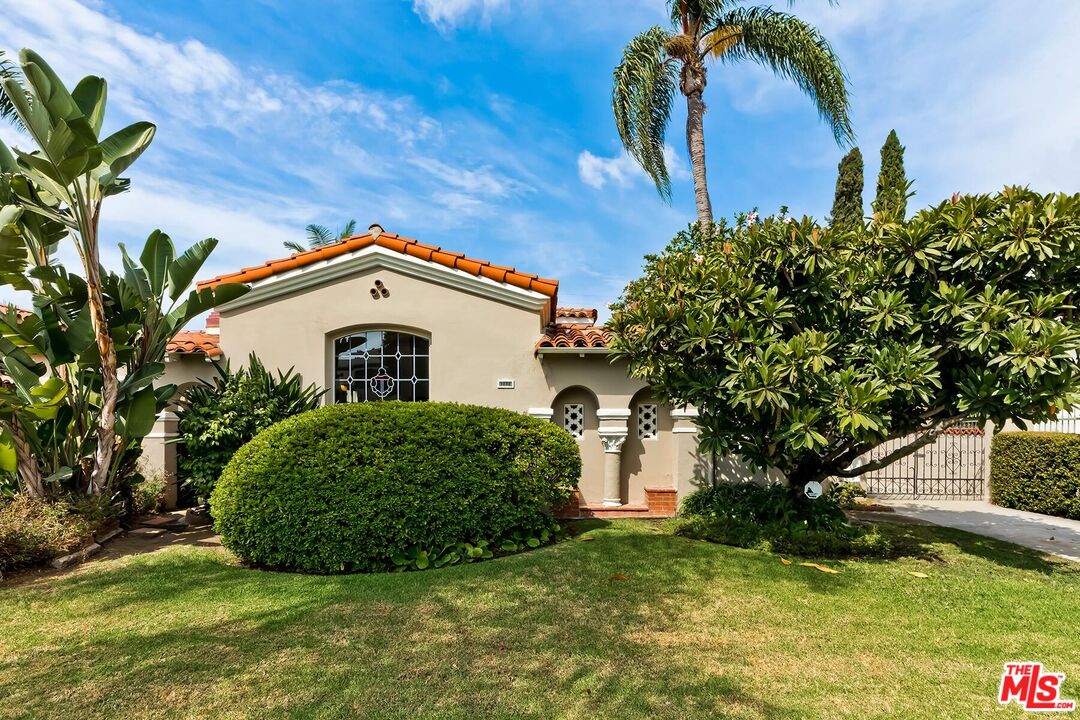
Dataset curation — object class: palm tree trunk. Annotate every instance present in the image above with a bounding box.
[682,64,713,226]
[4,419,45,499]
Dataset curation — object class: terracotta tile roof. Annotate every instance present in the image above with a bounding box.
[196,230,560,304]
[555,307,598,324]
[0,304,33,320]
[536,324,612,350]
[167,331,221,358]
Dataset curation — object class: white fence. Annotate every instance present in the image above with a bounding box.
[1025,415,1080,434]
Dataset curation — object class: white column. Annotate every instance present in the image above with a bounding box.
[596,408,631,506]
[670,407,703,501]
[143,410,180,509]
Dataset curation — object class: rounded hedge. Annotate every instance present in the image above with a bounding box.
[990,431,1080,520]
[210,402,581,573]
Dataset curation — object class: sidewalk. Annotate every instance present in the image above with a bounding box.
[882,500,1080,563]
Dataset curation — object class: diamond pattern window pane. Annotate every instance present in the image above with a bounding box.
[563,404,584,438]
[334,330,430,403]
[638,404,657,439]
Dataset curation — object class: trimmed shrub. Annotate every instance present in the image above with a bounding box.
[990,432,1080,520]
[675,483,891,557]
[211,402,581,574]
[177,353,323,503]
[0,496,94,574]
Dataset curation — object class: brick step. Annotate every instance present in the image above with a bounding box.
[560,504,674,520]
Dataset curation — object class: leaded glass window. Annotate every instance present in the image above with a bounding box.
[334,330,429,403]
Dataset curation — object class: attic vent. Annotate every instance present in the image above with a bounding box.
[496,378,515,390]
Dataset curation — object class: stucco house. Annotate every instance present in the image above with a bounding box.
[147,224,708,516]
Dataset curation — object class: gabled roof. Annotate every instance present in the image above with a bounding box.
[555,307,598,324]
[197,229,559,303]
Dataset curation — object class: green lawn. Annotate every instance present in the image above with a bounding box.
[1,520,1077,719]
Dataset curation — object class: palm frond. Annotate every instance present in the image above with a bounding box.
[283,241,306,254]
[667,0,735,33]
[305,223,334,248]
[706,6,853,146]
[338,219,357,239]
[0,50,26,129]
[613,26,679,201]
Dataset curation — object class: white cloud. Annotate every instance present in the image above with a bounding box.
[577,144,689,190]
[412,0,508,30]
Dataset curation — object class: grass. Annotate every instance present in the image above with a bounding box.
[0,520,1077,719]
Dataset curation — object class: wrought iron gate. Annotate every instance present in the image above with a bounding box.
[861,423,986,500]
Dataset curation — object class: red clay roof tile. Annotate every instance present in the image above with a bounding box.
[166,331,221,358]
[536,324,611,350]
[196,231,560,312]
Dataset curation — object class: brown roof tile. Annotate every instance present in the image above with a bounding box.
[536,324,612,350]
[555,307,598,324]
[167,331,221,358]
[196,231,560,309]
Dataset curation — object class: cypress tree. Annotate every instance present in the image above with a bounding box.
[875,129,908,220]
[830,147,864,231]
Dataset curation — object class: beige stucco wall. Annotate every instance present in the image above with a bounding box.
[157,256,704,507]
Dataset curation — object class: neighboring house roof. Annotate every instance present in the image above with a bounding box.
[197,228,560,301]
[167,331,222,358]
[536,324,612,352]
[555,307,598,324]
[0,304,33,320]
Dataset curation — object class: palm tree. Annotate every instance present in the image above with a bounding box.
[613,1,853,224]
[0,51,25,127]
[283,219,358,254]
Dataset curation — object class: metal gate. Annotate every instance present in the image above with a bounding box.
[861,423,986,500]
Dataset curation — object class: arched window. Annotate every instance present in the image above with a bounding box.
[334,330,429,403]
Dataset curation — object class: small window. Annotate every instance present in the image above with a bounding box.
[564,404,584,439]
[638,404,657,439]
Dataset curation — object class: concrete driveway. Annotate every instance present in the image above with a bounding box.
[882,500,1080,563]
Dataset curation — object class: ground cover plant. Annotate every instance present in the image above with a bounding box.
[211,402,580,574]
[0,519,1076,719]
[672,482,891,557]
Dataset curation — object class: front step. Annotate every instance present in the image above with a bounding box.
[139,513,189,533]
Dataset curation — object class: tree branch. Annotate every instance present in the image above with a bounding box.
[832,415,966,478]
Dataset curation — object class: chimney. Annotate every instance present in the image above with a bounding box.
[205,310,221,335]
[368,223,383,239]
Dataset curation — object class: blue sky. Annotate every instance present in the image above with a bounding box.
[2,0,1079,316]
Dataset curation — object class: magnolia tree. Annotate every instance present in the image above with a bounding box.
[609,188,1080,496]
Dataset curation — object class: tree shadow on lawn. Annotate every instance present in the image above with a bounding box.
[3,519,1074,719]
[859,518,1078,576]
[0,528,800,720]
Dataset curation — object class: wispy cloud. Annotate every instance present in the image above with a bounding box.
[577,145,689,190]
[412,0,508,30]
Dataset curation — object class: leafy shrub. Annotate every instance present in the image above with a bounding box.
[132,476,167,515]
[680,482,848,531]
[676,482,889,557]
[177,353,322,502]
[0,496,95,574]
[991,432,1080,520]
[211,402,581,574]
[829,481,868,510]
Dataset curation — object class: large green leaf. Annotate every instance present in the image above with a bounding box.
[119,387,157,439]
[71,75,107,135]
[19,49,83,126]
[95,121,155,186]
[166,237,217,302]
[0,428,16,473]
[119,242,152,301]
[139,229,174,297]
